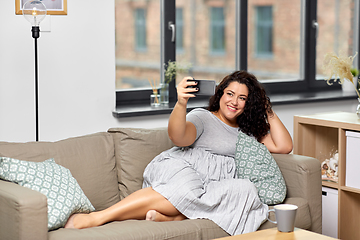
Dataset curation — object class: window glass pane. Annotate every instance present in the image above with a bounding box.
[316,0,358,80]
[135,8,147,51]
[256,6,273,56]
[175,0,236,85]
[115,0,161,90]
[248,0,302,81]
[176,8,184,51]
[210,7,225,53]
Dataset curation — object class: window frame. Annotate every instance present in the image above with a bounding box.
[116,0,359,112]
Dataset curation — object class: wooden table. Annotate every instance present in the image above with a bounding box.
[214,228,338,240]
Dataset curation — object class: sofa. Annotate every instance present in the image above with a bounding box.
[0,127,322,240]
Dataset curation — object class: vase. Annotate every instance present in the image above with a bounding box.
[356,98,360,119]
[342,78,356,93]
[160,83,169,106]
[150,93,160,108]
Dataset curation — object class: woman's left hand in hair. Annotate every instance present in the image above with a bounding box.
[261,112,293,154]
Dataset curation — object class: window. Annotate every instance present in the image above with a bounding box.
[175,1,236,87]
[248,0,302,84]
[210,7,225,54]
[316,0,358,80]
[135,8,147,51]
[115,0,160,92]
[255,6,273,57]
[114,0,360,114]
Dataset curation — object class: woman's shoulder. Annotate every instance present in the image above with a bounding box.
[188,108,211,115]
[187,108,215,121]
[187,108,214,124]
[187,108,220,127]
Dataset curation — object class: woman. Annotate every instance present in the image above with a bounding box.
[65,71,292,235]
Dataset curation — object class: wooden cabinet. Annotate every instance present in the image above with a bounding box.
[294,112,360,240]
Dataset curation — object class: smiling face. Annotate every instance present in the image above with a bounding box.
[214,81,248,127]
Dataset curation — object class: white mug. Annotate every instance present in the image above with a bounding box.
[267,204,298,232]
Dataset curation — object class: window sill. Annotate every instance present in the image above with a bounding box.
[112,90,358,118]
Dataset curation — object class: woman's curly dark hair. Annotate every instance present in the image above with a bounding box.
[208,70,273,141]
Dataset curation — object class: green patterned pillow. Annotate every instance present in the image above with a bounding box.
[0,157,95,230]
[234,131,286,205]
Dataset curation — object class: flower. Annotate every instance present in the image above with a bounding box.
[323,52,360,98]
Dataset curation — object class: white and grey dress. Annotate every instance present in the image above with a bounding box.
[143,108,268,235]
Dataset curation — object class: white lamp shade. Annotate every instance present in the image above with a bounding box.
[23,0,47,26]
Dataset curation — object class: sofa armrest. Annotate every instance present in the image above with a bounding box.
[272,153,322,234]
[0,180,48,240]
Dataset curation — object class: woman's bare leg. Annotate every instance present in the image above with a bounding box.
[65,187,182,229]
[146,210,186,222]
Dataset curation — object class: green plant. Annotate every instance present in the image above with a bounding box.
[351,68,359,77]
[164,60,191,83]
[350,68,360,93]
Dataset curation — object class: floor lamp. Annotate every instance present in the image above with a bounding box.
[23,1,47,141]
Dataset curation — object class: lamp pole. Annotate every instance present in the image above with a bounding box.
[22,0,46,141]
[32,26,40,141]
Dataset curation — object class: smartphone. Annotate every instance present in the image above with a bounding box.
[187,79,216,96]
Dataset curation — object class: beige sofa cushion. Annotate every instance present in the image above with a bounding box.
[48,219,229,240]
[108,128,174,199]
[0,132,120,211]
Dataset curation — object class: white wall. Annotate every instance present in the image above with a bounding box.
[0,1,358,142]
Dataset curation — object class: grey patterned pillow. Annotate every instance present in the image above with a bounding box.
[0,157,95,230]
[234,131,286,205]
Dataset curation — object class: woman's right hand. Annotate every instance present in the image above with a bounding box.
[177,77,198,106]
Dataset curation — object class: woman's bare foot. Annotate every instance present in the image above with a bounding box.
[145,210,158,221]
[145,210,186,222]
[64,213,99,229]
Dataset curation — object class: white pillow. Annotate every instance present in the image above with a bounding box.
[0,157,95,230]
